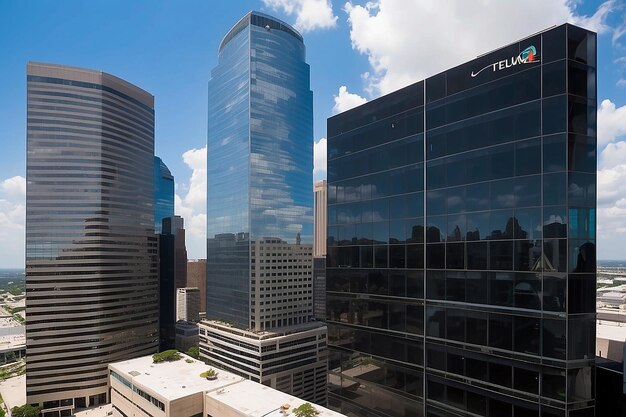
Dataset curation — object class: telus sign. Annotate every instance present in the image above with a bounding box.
[471,46,539,78]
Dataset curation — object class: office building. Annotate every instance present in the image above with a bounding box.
[187,259,207,313]
[326,24,596,417]
[109,353,345,417]
[313,257,326,321]
[199,320,328,404]
[154,156,174,234]
[159,215,188,350]
[206,11,313,330]
[26,62,158,414]
[177,287,201,322]
[314,180,328,257]
[174,321,199,352]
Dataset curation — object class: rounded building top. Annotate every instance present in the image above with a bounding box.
[218,11,303,54]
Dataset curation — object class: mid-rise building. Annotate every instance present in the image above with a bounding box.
[154,156,174,234]
[109,353,344,417]
[174,321,199,352]
[313,257,326,321]
[26,62,158,414]
[159,215,188,350]
[314,180,328,257]
[187,259,207,313]
[177,287,201,322]
[326,24,596,417]
[199,320,327,404]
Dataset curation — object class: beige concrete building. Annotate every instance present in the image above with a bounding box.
[177,287,201,322]
[313,180,327,257]
[199,320,327,404]
[109,353,343,417]
[26,62,158,415]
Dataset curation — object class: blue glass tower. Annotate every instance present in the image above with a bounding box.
[154,156,174,234]
[207,11,313,329]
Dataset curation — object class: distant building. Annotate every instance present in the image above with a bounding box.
[174,321,199,352]
[314,180,327,257]
[25,62,158,414]
[187,259,207,313]
[313,257,326,321]
[154,156,174,234]
[199,320,327,404]
[109,354,345,417]
[159,216,188,350]
[176,287,200,322]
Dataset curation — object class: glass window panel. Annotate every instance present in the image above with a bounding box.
[389,194,407,219]
[489,362,512,387]
[465,148,491,184]
[446,154,467,186]
[544,273,566,312]
[568,24,596,67]
[490,179,516,210]
[465,182,490,212]
[466,357,487,380]
[543,59,567,97]
[515,207,542,240]
[406,217,424,243]
[569,239,596,273]
[568,134,596,173]
[355,222,373,244]
[568,317,595,360]
[466,271,488,303]
[427,243,445,269]
[446,243,465,270]
[427,189,447,216]
[543,25,566,63]
[514,240,542,272]
[368,271,388,295]
[568,274,595,313]
[407,192,424,218]
[371,198,389,221]
[389,272,406,297]
[446,271,465,301]
[447,214,466,242]
[406,244,424,269]
[446,309,465,342]
[543,319,567,360]
[426,306,446,338]
[406,305,423,335]
[543,134,567,173]
[427,345,446,370]
[373,221,389,244]
[360,246,373,268]
[489,313,513,350]
[446,186,465,214]
[515,175,541,208]
[467,212,490,241]
[389,219,406,244]
[542,366,566,400]
[568,172,596,207]
[515,138,541,176]
[467,392,486,416]
[514,316,540,354]
[543,206,567,238]
[543,172,566,206]
[447,352,464,375]
[466,311,488,346]
[426,215,446,243]
[491,272,514,306]
[427,159,447,189]
[389,245,406,268]
[490,241,513,270]
[490,143,514,180]
[568,96,596,137]
[542,94,567,135]
[567,367,593,402]
[543,239,567,272]
[374,245,388,268]
[514,367,539,394]
[427,270,445,300]
[489,210,514,239]
[569,61,596,99]
[467,242,488,270]
[406,271,424,298]
[514,272,541,309]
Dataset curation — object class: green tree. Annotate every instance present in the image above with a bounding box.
[152,349,181,363]
[186,346,199,359]
[5,352,16,363]
[11,404,41,417]
[292,403,319,417]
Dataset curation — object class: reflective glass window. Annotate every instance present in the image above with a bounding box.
[542,95,567,135]
[543,319,566,359]
[543,60,567,97]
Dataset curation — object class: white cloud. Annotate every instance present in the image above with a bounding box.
[262,0,338,32]
[598,99,626,146]
[175,146,207,259]
[333,85,367,114]
[344,0,616,96]
[314,137,327,180]
[0,176,26,268]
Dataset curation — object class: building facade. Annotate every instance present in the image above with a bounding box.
[206,11,313,330]
[187,259,207,313]
[315,180,328,257]
[154,156,174,234]
[177,287,201,322]
[26,62,159,414]
[159,215,188,350]
[326,24,596,417]
[199,321,328,404]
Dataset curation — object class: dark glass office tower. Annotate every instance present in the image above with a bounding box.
[326,24,596,417]
[154,156,174,234]
[26,63,159,415]
[207,11,313,330]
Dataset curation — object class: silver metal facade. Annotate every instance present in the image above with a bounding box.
[26,62,159,411]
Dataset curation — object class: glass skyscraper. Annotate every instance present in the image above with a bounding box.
[206,11,313,330]
[154,156,174,234]
[326,24,596,417]
[26,63,159,415]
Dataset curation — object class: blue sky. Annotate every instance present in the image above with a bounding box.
[0,0,625,266]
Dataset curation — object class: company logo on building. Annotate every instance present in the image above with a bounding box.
[471,46,539,78]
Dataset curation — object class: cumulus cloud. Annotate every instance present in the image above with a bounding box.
[344,0,616,96]
[314,137,327,180]
[0,176,26,268]
[175,146,207,259]
[262,0,338,32]
[598,99,626,146]
[333,85,367,114]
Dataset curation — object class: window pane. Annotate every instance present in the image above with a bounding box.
[543,134,566,172]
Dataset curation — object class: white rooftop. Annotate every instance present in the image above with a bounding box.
[109,353,244,401]
[205,379,344,417]
[597,320,626,342]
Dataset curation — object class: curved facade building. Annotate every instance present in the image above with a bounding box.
[154,156,175,234]
[26,62,158,414]
[206,12,314,330]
